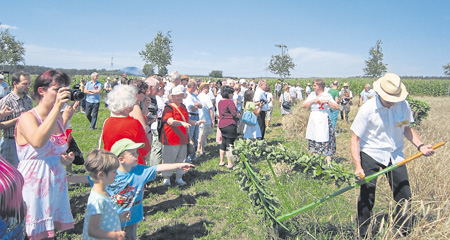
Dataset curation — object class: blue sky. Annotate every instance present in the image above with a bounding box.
[1,0,449,77]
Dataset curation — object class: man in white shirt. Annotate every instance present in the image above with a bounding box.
[305,83,312,97]
[295,84,303,100]
[253,80,269,139]
[289,84,297,105]
[197,83,215,155]
[183,80,202,162]
[350,73,434,238]
[359,84,377,106]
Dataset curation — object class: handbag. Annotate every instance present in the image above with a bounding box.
[242,111,257,126]
[66,136,84,165]
[282,93,292,109]
[170,103,196,155]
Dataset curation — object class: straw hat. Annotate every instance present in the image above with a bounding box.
[168,85,187,100]
[343,83,349,87]
[198,82,209,91]
[373,73,408,102]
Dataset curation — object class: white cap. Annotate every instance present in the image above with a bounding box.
[0,74,4,80]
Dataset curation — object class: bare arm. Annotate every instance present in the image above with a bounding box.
[88,214,125,239]
[129,105,150,133]
[156,163,195,172]
[351,132,365,178]
[0,117,19,129]
[403,126,434,156]
[17,88,70,148]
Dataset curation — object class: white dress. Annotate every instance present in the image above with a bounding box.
[305,92,336,142]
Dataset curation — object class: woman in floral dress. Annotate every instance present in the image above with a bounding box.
[16,70,77,239]
[302,79,339,166]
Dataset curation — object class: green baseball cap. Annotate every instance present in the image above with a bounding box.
[110,138,144,157]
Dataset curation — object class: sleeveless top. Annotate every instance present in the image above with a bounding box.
[16,108,74,239]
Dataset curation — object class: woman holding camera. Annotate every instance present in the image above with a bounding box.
[16,70,78,239]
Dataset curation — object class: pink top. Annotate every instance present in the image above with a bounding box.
[218,99,238,128]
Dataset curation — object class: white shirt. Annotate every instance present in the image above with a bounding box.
[266,92,273,108]
[360,89,377,104]
[289,87,297,98]
[350,96,414,166]
[183,92,200,115]
[296,87,303,100]
[253,87,268,111]
[304,91,337,142]
[305,86,312,94]
[198,92,214,126]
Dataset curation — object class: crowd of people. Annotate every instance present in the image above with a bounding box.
[0,70,435,239]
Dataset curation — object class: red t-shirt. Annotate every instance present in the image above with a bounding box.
[102,116,151,165]
[160,103,189,145]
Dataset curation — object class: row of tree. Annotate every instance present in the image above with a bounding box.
[2,23,450,79]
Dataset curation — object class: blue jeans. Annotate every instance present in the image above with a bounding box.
[329,109,340,128]
[85,102,100,128]
[187,115,199,161]
[1,138,19,168]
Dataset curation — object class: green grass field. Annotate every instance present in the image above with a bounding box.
[60,95,449,239]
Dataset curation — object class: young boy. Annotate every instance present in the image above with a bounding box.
[89,138,195,240]
[82,149,127,240]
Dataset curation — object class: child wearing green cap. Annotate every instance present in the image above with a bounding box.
[85,138,194,240]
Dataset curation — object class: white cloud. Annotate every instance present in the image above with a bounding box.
[0,24,18,30]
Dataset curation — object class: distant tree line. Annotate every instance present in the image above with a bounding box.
[1,64,122,77]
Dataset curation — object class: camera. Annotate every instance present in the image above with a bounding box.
[68,84,85,101]
[259,99,267,105]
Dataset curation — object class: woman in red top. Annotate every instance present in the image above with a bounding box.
[160,86,205,186]
[218,85,240,169]
[103,85,151,165]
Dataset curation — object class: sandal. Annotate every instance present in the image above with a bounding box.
[219,163,226,167]
[226,165,234,170]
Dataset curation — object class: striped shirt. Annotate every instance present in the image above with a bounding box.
[0,92,33,138]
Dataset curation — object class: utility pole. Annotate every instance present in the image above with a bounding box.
[110,56,113,76]
[275,44,287,57]
[275,44,287,79]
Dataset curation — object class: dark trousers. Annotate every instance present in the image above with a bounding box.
[85,102,100,129]
[358,152,412,238]
[257,110,266,139]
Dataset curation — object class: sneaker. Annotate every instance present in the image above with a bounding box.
[176,178,187,186]
[163,179,171,186]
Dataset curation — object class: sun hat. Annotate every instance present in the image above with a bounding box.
[168,85,187,100]
[181,74,189,81]
[373,73,408,102]
[307,83,311,86]
[111,138,144,157]
[198,82,209,91]
[239,79,246,84]
[343,83,349,87]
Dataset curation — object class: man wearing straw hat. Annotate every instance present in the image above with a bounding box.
[350,73,434,238]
